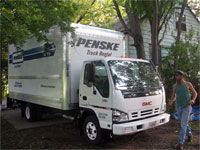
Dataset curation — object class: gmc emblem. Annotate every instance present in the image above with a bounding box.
[142,101,152,106]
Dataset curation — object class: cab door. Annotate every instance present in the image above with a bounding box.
[80,61,111,107]
[79,61,112,129]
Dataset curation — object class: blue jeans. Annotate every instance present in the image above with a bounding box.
[177,105,192,144]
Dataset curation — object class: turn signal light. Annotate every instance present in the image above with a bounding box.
[120,56,132,58]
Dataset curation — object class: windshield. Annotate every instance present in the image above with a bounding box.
[108,60,161,90]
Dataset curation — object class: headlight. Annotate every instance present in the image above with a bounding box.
[113,110,129,123]
[160,103,166,114]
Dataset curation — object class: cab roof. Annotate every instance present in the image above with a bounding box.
[83,57,150,63]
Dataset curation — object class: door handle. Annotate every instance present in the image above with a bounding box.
[83,96,87,100]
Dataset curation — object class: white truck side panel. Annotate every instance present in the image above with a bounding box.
[8,27,65,109]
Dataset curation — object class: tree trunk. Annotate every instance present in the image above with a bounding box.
[142,0,175,69]
[151,0,159,66]
[174,0,188,70]
[113,0,145,59]
[0,36,3,104]
[127,10,145,59]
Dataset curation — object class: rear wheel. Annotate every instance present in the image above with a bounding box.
[36,109,43,121]
[83,116,103,145]
[25,103,37,122]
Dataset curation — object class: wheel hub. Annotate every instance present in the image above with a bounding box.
[86,122,97,140]
[25,106,31,119]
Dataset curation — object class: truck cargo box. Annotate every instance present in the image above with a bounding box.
[8,23,125,110]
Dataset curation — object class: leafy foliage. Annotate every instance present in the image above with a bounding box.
[1,50,8,99]
[161,29,200,103]
[74,0,126,29]
[188,0,200,20]
[1,0,78,47]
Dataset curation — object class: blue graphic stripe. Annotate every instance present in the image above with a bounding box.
[9,43,56,64]
[24,46,44,55]
[24,53,45,61]
[9,53,13,64]
[9,46,45,64]
[9,55,13,63]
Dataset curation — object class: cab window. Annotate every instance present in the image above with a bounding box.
[84,64,90,85]
[94,61,109,98]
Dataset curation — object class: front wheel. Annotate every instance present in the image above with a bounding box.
[83,116,103,145]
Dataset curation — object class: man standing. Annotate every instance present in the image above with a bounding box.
[169,70,197,150]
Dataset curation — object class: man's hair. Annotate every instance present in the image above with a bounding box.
[176,70,185,76]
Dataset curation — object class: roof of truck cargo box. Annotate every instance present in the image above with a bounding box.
[71,23,124,40]
[71,23,123,34]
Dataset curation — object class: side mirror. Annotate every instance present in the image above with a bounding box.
[87,63,95,83]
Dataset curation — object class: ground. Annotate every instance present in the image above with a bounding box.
[1,116,200,149]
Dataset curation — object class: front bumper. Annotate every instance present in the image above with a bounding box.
[113,113,170,135]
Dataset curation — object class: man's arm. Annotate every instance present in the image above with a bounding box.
[169,84,176,105]
[188,82,197,105]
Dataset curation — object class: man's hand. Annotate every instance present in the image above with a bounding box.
[169,84,176,106]
[189,99,195,105]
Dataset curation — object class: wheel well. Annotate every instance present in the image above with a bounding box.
[79,109,97,135]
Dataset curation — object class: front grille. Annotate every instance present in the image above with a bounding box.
[132,112,138,118]
[130,107,160,120]
[141,109,153,116]
[154,108,159,113]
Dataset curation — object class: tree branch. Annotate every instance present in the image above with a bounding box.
[176,0,188,45]
[158,14,172,44]
[158,0,169,21]
[141,0,153,26]
[113,0,131,35]
[0,12,15,26]
[158,0,175,33]
[140,14,148,21]
[161,0,165,8]
[76,0,96,23]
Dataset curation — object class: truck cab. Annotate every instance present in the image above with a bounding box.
[79,57,170,144]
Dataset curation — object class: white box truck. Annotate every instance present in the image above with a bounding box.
[8,23,170,144]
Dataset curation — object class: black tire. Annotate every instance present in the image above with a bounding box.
[103,130,112,141]
[24,103,37,122]
[20,104,25,118]
[83,115,103,145]
[36,109,43,121]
